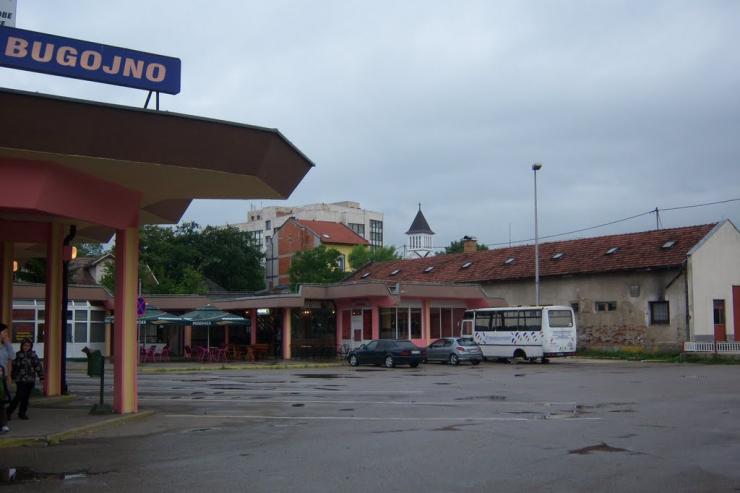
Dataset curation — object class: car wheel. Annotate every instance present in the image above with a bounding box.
[384,355,395,368]
[409,362,419,368]
[449,353,460,366]
[349,354,359,367]
[471,360,481,366]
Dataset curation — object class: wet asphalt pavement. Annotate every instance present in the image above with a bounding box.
[1,358,739,492]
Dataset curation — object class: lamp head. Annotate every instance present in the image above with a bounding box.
[532,162,543,171]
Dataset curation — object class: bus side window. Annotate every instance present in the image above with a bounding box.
[475,313,491,332]
[503,311,518,331]
[491,312,504,331]
[524,310,542,331]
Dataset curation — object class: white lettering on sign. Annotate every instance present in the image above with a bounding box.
[0,0,16,27]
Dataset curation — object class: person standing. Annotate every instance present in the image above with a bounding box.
[7,338,43,421]
[0,324,13,391]
[0,364,10,432]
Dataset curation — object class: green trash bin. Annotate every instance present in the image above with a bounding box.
[82,347,111,414]
[85,349,103,377]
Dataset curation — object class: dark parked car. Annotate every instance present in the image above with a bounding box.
[347,339,425,368]
[426,337,483,365]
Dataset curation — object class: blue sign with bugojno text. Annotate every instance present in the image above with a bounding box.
[0,26,181,94]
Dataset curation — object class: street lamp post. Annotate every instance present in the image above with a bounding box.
[532,163,542,306]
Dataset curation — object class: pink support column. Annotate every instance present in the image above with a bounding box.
[282,307,291,360]
[335,303,344,350]
[371,303,380,339]
[0,241,13,329]
[43,223,64,396]
[113,227,139,414]
[250,310,257,345]
[422,300,431,345]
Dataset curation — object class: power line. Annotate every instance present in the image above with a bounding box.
[412,197,740,251]
[482,197,740,248]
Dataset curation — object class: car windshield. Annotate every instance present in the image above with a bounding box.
[456,338,477,346]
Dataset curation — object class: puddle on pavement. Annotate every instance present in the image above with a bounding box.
[0,468,104,484]
[294,374,359,379]
[569,443,628,455]
[455,395,507,401]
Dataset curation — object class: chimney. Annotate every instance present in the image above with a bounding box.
[462,236,477,253]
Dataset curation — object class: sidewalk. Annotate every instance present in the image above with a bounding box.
[0,396,153,448]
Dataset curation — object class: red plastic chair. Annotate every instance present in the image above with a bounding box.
[160,345,170,362]
[146,345,158,362]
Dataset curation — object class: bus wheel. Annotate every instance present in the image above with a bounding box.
[528,357,538,364]
[513,349,527,361]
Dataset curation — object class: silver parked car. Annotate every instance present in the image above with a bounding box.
[426,337,483,365]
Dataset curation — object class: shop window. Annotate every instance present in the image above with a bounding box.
[649,301,669,325]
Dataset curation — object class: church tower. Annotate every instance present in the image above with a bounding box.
[405,204,435,258]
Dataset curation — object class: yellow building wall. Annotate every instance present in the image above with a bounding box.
[325,243,361,272]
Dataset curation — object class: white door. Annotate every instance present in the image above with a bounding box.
[351,311,364,348]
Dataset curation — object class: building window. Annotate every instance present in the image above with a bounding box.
[379,307,421,340]
[570,302,579,313]
[649,301,669,324]
[337,254,346,271]
[595,301,617,312]
[265,220,271,230]
[629,285,641,298]
[348,223,365,237]
[248,230,263,248]
[713,300,726,325]
[370,220,383,247]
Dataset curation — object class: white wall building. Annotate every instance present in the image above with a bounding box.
[234,201,384,255]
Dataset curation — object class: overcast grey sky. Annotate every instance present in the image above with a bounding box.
[3,1,739,250]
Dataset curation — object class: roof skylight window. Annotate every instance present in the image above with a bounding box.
[504,257,515,265]
[461,261,473,269]
[551,252,564,260]
[424,266,434,273]
[390,269,401,276]
[361,272,370,278]
[606,247,619,255]
[661,240,676,249]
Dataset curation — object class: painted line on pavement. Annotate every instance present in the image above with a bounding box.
[163,414,601,422]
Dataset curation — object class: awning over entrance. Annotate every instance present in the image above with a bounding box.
[0,88,314,246]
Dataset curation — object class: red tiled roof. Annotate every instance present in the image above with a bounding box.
[296,219,369,246]
[346,223,717,284]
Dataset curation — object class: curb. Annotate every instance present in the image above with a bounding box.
[139,362,344,373]
[0,410,156,449]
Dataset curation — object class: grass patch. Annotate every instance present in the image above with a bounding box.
[577,349,740,364]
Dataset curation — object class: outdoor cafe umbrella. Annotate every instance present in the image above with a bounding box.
[180,304,248,349]
[105,304,186,345]
[105,304,185,326]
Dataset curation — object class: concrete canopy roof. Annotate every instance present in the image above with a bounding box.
[0,89,314,243]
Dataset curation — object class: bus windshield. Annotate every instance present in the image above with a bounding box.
[548,310,574,328]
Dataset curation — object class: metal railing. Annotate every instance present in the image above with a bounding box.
[684,341,740,353]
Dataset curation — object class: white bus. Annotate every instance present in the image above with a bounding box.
[461,306,577,363]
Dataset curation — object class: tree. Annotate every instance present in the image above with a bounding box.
[102,222,265,295]
[348,244,400,270]
[438,239,489,255]
[288,245,346,290]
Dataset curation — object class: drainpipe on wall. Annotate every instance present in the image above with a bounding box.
[683,259,690,344]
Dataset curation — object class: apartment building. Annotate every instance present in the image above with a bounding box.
[235,201,384,253]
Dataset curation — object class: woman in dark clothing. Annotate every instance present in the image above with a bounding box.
[7,338,43,421]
